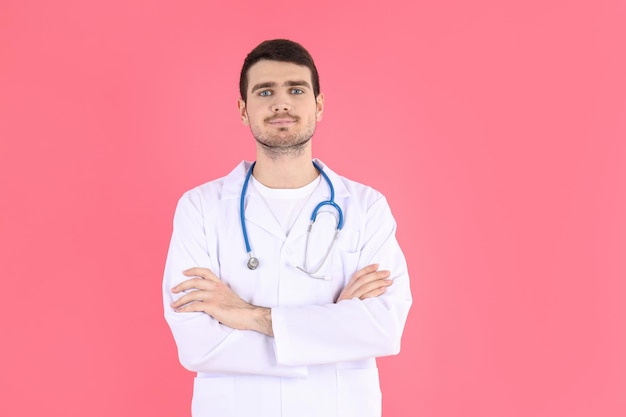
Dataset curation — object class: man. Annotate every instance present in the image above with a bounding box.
[163,39,412,417]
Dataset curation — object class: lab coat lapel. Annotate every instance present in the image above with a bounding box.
[244,193,286,240]
[221,160,285,240]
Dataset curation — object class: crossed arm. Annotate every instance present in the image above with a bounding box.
[164,188,411,373]
[170,263,393,337]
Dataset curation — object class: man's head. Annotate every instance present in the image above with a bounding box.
[237,39,324,158]
[239,39,320,103]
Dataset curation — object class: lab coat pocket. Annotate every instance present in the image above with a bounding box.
[336,367,382,417]
[191,376,235,417]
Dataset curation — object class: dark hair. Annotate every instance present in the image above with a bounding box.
[239,39,320,102]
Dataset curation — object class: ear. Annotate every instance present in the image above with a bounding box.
[237,98,249,125]
[315,93,324,122]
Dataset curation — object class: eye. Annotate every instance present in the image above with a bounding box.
[291,88,304,95]
[259,90,272,97]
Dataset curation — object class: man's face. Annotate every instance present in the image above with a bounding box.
[238,60,324,155]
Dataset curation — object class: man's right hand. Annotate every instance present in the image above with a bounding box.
[336,264,393,302]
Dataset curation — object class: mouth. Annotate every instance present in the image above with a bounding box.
[266,115,298,127]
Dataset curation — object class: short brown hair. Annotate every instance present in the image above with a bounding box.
[239,39,320,102]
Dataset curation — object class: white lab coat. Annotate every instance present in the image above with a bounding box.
[163,159,412,417]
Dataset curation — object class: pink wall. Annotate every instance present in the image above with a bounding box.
[1,1,625,416]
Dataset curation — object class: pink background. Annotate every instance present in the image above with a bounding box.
[1,1,625,416]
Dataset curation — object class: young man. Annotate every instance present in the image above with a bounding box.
[163,39,412,417]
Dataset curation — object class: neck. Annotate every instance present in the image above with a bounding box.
[252,151,318,189]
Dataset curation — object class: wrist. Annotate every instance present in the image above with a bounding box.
[251,307,274,337]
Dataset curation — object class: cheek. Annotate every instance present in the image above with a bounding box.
[244,108,261,126]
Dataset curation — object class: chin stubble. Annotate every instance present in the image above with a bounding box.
[255,135,311,159]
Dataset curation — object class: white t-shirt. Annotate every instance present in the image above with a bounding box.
[250,174,321,236]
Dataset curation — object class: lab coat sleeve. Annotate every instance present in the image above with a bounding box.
[163,189,307,377]
[271,195,412,366]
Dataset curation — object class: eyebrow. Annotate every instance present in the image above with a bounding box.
[250,80,312,94]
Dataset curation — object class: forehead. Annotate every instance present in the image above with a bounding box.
[246,60,313,90]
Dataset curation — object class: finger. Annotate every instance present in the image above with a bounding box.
[171,277,213,293]
[171,286,223,309]
[349,269,390,289]
[362,269,391,283]
[171,290,207,309]
[341,270,388,298]
[352,264,379,280]
[343,264,379,289]
[183,267,220,282]
[359,284,390,300]
[173,300,208,313]
[351,278,392,299]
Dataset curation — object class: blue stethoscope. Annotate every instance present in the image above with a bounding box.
[240,160,344,278]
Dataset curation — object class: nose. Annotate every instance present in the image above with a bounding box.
[271,93,292,112]
[271,102,292,112]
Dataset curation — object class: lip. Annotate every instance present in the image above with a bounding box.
[267,117,296,126]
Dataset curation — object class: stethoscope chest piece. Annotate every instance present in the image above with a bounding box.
[247,256,259,270]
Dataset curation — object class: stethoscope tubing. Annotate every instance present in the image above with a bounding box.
[311,161,344,230]
[240,161,256,256]
[240,160,343,272]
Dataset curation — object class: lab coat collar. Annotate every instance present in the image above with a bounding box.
[220,159,351,240]
[220,158,350,200]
